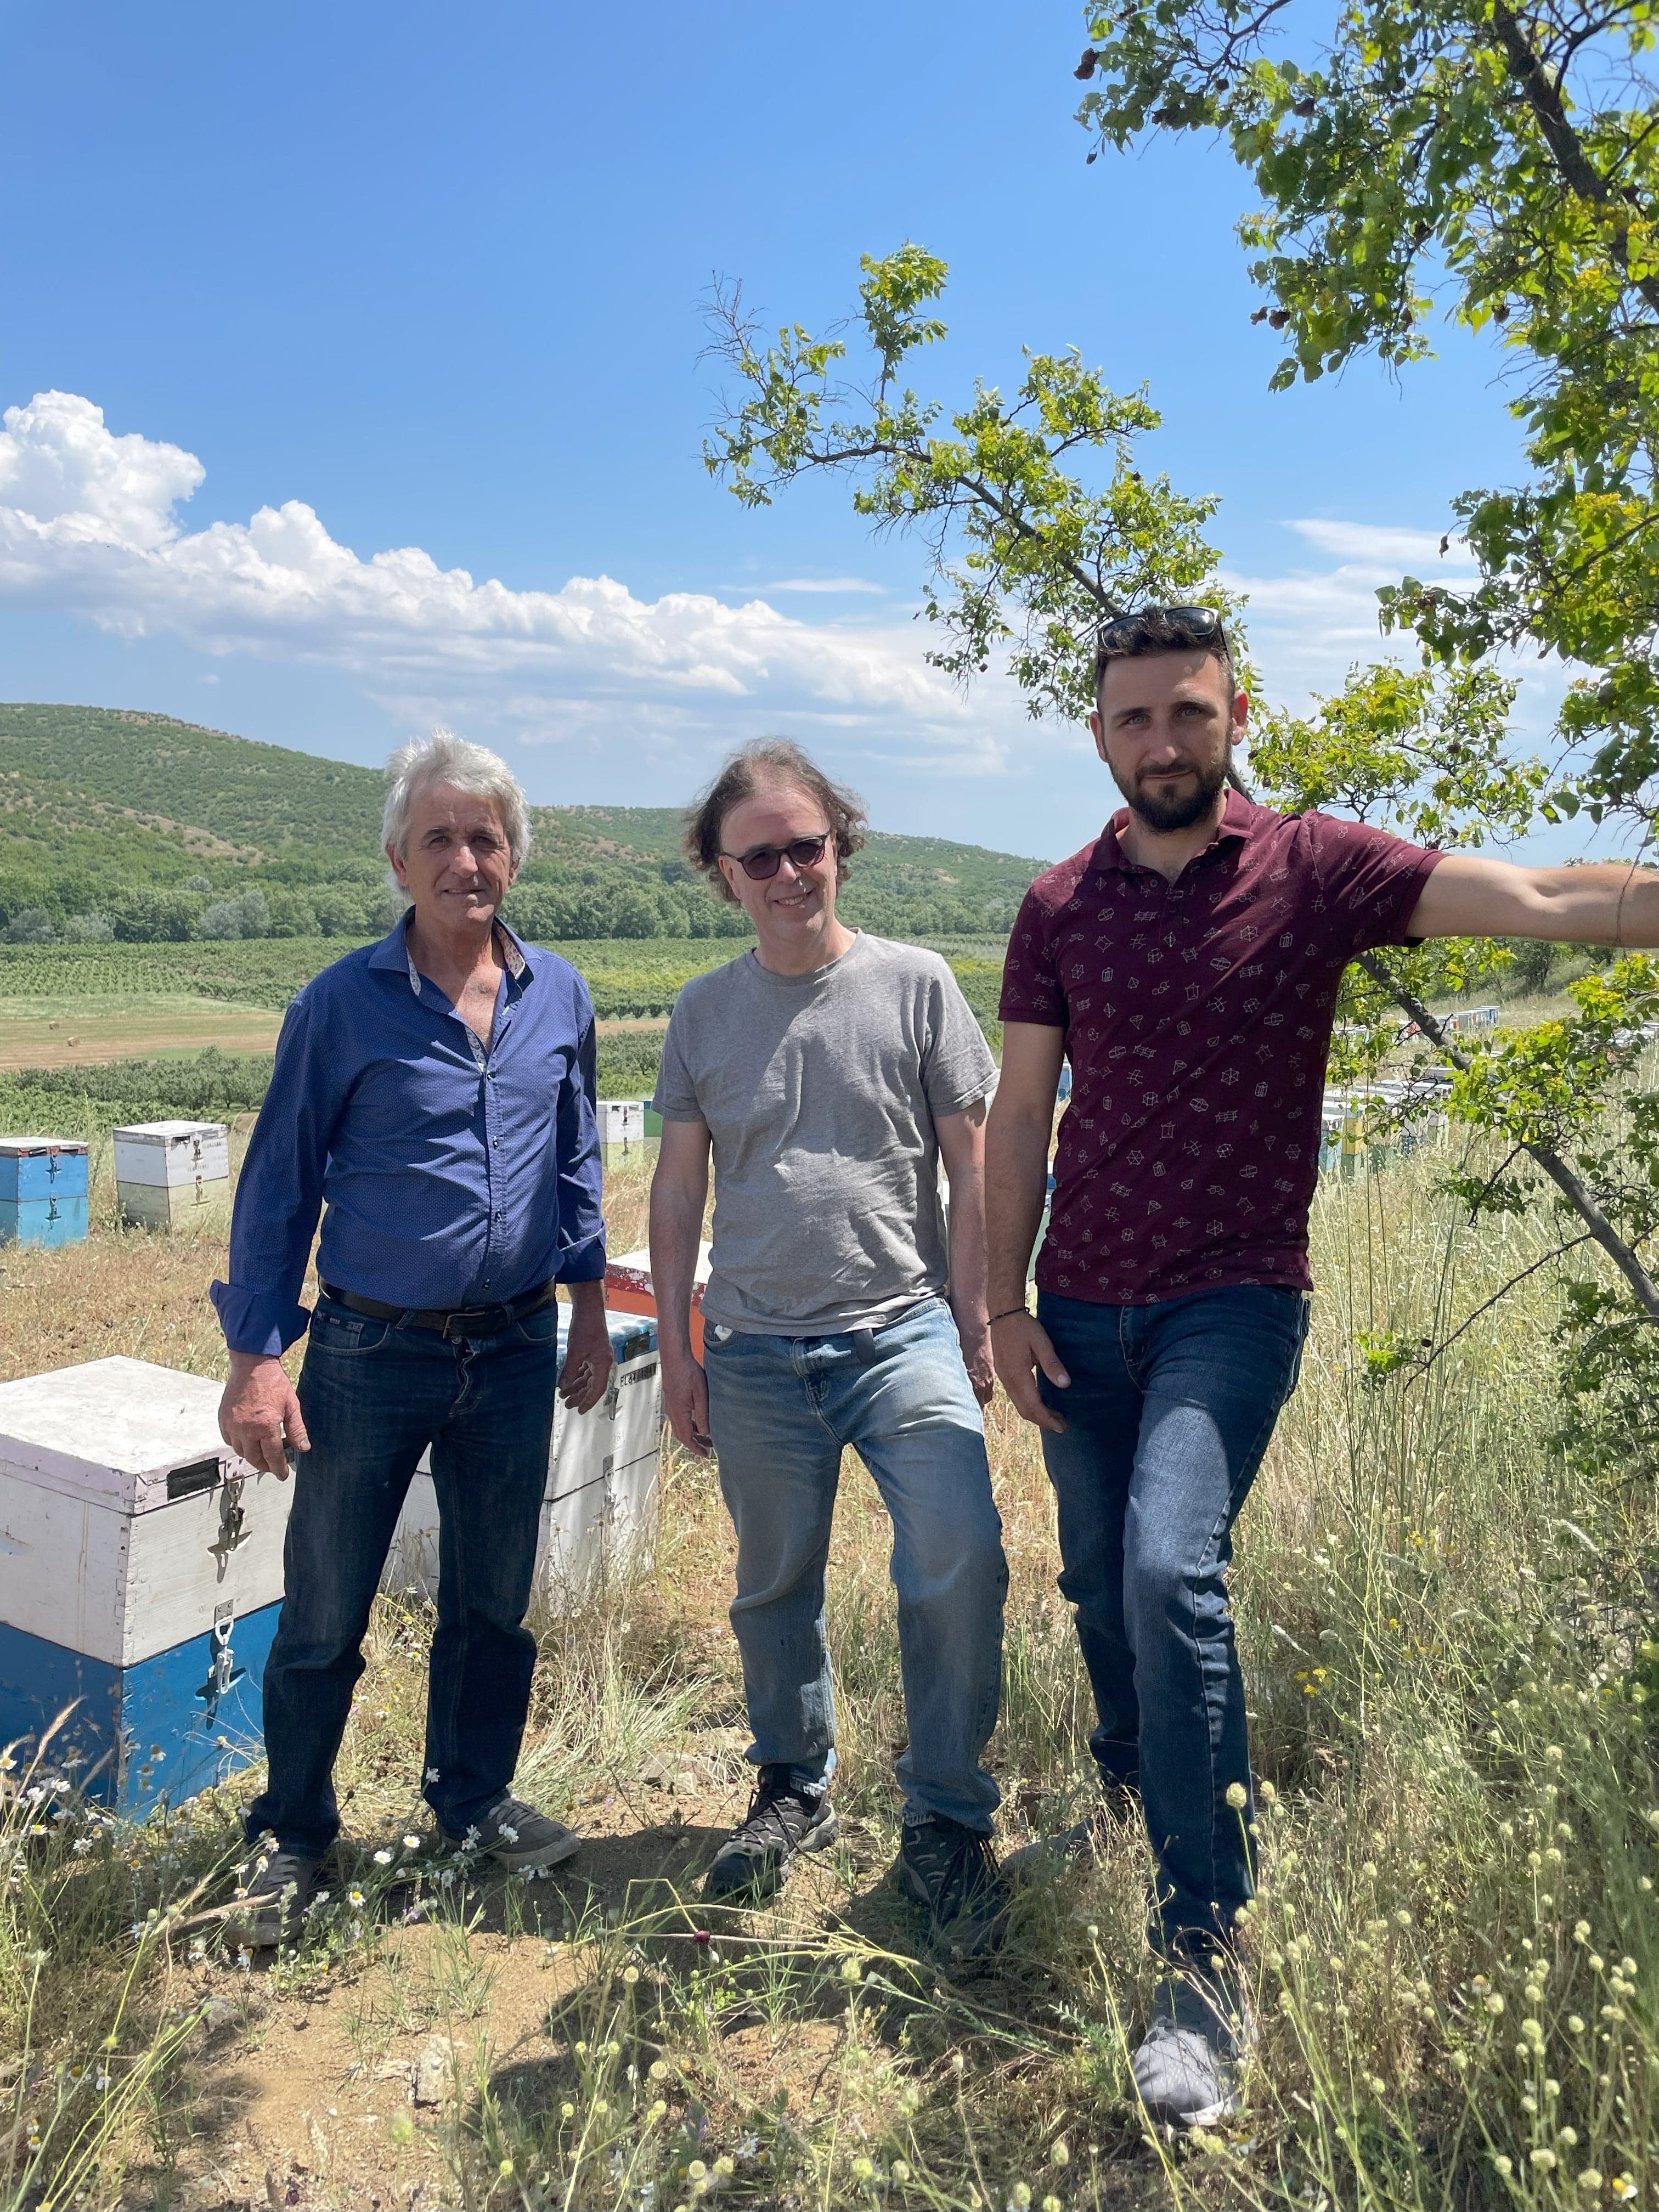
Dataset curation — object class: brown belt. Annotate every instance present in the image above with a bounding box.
[317,1277,557,1340]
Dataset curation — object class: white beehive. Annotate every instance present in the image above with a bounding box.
[595,1099,647,1161]
[114,1120,232,1229]
[0,1356,292,1812]
[381,1309,662,1609]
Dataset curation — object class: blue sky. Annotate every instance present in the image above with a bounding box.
[0,0,1544,860]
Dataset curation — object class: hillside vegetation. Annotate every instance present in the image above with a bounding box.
[0,704,1044,944]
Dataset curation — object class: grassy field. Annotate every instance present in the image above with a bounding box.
[1,1131,1656,2209]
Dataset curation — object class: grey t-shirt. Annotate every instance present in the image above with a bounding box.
[652,933,996,1335]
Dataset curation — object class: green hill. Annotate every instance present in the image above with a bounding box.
[0,703,1045,943]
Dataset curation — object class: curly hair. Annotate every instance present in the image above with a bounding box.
[684,739,868,904]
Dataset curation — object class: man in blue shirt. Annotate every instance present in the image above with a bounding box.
[213,729,611,1944]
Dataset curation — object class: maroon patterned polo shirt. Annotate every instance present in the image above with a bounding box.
[999,789,1442,1304]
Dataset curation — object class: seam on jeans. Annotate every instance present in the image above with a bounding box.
[428,1340,474,1814]
[1191,1334,1305,1931]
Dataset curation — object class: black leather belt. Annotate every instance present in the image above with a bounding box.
[318,1277,558,1340]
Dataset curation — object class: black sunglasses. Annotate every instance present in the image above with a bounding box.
[720,833,831,882]
[1096,604,1227,654]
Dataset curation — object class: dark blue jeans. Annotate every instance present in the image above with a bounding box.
[244,1293,562,1859]
[1036,1285,1310,1957]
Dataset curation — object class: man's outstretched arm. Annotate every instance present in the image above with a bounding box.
[984,1022,1071,1434]
[1408,854,1659,944]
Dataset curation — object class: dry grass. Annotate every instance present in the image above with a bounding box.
[2,1143,1658,2209]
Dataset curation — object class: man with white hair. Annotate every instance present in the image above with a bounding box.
[213,729,611,1945]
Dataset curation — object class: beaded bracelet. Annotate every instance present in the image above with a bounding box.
[988,1305,1030,1327]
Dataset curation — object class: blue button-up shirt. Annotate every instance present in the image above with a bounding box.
[211,915,606,1356]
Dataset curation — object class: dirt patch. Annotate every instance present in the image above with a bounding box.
[0,998,283,1071]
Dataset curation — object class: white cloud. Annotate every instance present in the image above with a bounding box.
[751,576,885,594]
[0,394,1571,786]
[0,392,1014,772]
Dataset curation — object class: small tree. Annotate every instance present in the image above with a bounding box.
[705,249,1659,1425]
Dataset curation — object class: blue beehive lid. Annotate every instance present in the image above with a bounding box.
[556,1305,657,1365]
[0,1138,90,1205]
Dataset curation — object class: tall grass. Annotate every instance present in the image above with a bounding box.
[2,1144,1657,2206]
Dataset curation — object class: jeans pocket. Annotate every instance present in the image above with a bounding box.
[513,1300,563,1350]
[307,1301,394,1357]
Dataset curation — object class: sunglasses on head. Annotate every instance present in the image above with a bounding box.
[1096,604,1227,654]
[720,832,831,882]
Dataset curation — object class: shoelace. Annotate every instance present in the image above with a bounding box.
[732,1782,814,1853]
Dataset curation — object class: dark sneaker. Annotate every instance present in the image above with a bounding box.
[704,1765,839,1901]
[1131,1965,1254,2127]
[898,1816,1009,1962]
[441,1793,582,1872]
[228,1843,323,1949]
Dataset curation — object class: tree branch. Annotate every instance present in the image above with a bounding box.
[1354,950,1659,1317]
[1487,0,1659,320]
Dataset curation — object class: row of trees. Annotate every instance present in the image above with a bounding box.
[0,881,407,945]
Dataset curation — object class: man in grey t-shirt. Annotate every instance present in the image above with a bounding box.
[650,739,1011,1960]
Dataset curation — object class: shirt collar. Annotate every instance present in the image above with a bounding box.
[368,909,533,997]
[1094,783,1263,876]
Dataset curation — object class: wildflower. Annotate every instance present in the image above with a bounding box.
[1011,2186,1034,2211]
[348,1888,365,1909]
[852,2158,874,2183]
[842,1956,862,1982]
[1359,1860,1377,1880]
[1577,2171,1602,2194]
[1394,1908,1412,1928]
[403,1833,421,1851]
[1225,1782,1248,1810]
[593,2099,608,2117]
[893,2164,912,2185]
[1258,1779,1278,1807]
[1532,2147,1558,2170]
[649,2060,669,2081]
[499,2160,514,2179]
[1558,2127,1578,2147]
[1043,2200,1063,2212]
[1049,2140,1070,2166]
[687,2162,707,2181]
[1485,1993,1506,2015]
[561,2102,574,2121]
[1492,2157,1513,2178]
[1368,2075,1386,2095]
[1612,2176,1638,2199]
[373,1849,392,1866]
[1576,1920,1592,1942]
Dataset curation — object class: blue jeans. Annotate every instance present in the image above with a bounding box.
[703,1297,1008,1833]
[244,1293,562,1859]
[1036,1285,1310,1956]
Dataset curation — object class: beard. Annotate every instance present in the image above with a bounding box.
[1113,753,1229,832]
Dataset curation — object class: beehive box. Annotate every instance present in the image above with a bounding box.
[595,1098,648,1164]
[605,1241,712,1358]
[381,1308,662,1607]
[0,1356,292,1813]
[0,1138,89,1249]
[114,1120,231,1229]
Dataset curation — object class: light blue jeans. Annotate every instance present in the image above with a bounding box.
[703,1297,1008,1833]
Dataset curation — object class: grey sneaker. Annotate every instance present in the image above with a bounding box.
[705,1765,839,1901]
[898,1815,1009,1963]
[442,1793,582,1872]
[229,1844,323,1949]
[1002,1790,1138,1881]
[1131,1967,1254,2127]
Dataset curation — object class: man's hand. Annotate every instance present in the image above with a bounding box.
[219,1350,310,1477]
[955,1314,996,1408]
[991,1311,1070,1434]
[560,1287,614,1416]
[661,1345,713,1457]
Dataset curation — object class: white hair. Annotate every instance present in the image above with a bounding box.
[381,727,533,867]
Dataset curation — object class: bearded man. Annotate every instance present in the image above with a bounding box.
[985,603,1659,2124]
